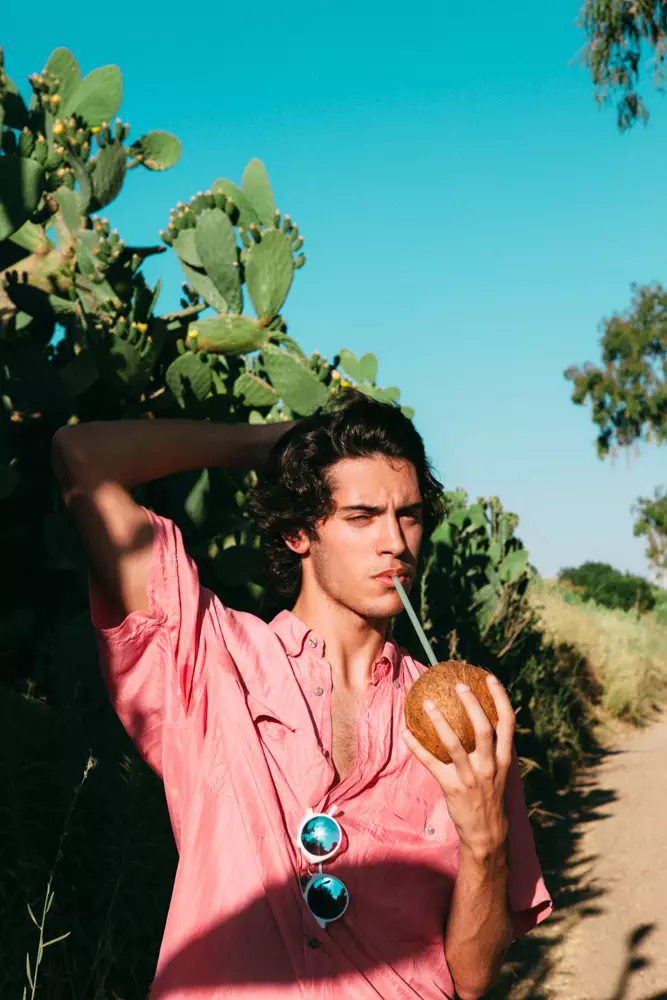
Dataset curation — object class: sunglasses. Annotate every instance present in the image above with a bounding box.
[296,806,349,928]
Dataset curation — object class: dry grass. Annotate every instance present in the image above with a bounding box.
[529,580,667,725]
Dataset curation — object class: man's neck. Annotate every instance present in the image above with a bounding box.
[290,594,390,691]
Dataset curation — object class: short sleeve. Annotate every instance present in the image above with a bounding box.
[89,508,208,777]
[505,750,553,938]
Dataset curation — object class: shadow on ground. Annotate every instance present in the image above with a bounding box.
[490,747,666,1000]
[489,745,617,1000]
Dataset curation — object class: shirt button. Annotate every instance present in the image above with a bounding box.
[393,679,400,689]
[322,748,330,758]
[307,937,320,949]
[308,637,317,648]
[425,825,435,836]
[313,686,324,696]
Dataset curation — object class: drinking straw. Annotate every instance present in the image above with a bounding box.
[391,575,438,667]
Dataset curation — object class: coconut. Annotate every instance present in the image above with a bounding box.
[404,661,499,764]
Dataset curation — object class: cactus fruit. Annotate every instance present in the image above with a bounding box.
[404,662,499,764]
[94,314,156,395]
[43,48,82,109]
[210,178,260,229]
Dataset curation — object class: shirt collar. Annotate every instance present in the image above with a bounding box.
[270,610,402,684]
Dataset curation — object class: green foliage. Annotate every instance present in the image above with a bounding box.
[565,283,667,456]
[579,0,667,129]
[633,487,667,571]
[651,585,667,622]
[394,491,596,786]
[558,561,656,613]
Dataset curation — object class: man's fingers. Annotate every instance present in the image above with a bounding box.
[422,699,477,783]
[486,674,515,770]
[454,683,495,764]
[401,727,444,779]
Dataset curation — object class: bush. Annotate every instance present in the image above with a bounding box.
[558,561,655,614]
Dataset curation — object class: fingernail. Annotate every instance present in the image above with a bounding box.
[402,728,415,743]
[488,674,500,684]
[456,683,469,694]
[423,699,436,711]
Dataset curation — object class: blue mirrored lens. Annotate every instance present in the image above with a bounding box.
[300,815,340,857]
[306,875,349,921]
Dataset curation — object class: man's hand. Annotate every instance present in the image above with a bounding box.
[402,675,515,860]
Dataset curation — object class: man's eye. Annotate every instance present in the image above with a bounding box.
[350,515,370,523]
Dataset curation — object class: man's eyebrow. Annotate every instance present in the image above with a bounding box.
[339,502,423,515]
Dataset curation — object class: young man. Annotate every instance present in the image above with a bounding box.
[52,393,551,1000]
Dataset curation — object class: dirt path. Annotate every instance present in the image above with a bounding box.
[544,713,667,1000]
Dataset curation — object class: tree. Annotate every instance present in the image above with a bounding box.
[580,0,667,129]
[569,3,667,572]
[632,487,667,571]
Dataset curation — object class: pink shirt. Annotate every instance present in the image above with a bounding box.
[91,509,552,999]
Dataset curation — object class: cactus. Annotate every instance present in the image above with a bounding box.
[209,177,260,229]
[261,346,329,415]
[186,315,268,355]
[166,349,214,407]
[128,130,181,171]
[245,228,294,319]
[194,208,242,313]
[234,371,279,408]
[336,347,412,416]
[0,157,45,240]
[43,47,81,108]
[60,65,123,127]
[241,158,276,227]
[414,492,532,664]
[90,138,126,209]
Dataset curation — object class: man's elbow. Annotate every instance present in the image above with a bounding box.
[453,977,498,1000]
[450,948,509,1000]
[51,426,88,494]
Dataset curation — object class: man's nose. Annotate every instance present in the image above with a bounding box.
[378,513,405,554]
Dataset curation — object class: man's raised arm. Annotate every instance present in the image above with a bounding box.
[51,419,294,626]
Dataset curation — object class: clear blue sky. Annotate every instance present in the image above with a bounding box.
[5,1,667,579]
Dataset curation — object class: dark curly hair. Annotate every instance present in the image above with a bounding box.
[247,390,445,597]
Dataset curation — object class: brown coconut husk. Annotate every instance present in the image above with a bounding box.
[404,661,499,764]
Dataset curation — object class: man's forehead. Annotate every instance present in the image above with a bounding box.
[327,456,420,502]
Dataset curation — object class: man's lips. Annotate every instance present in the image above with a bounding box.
[373,570,410,587]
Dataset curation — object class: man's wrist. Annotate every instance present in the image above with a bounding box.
[458,834,509,874]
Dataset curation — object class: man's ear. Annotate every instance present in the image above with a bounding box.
[283,529,310,556]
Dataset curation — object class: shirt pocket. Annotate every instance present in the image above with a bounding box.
[246,694,296,749]
[377,774,459,849]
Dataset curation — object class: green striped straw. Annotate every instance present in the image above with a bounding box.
[392,575,438,667]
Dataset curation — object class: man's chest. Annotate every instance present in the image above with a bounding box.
[330,686,365,785]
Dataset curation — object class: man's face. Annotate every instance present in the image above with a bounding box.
[290,455,424,621]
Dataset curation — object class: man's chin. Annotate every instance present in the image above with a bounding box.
[362,591,406,621]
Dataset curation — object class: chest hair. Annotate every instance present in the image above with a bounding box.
[330,686,364,785]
